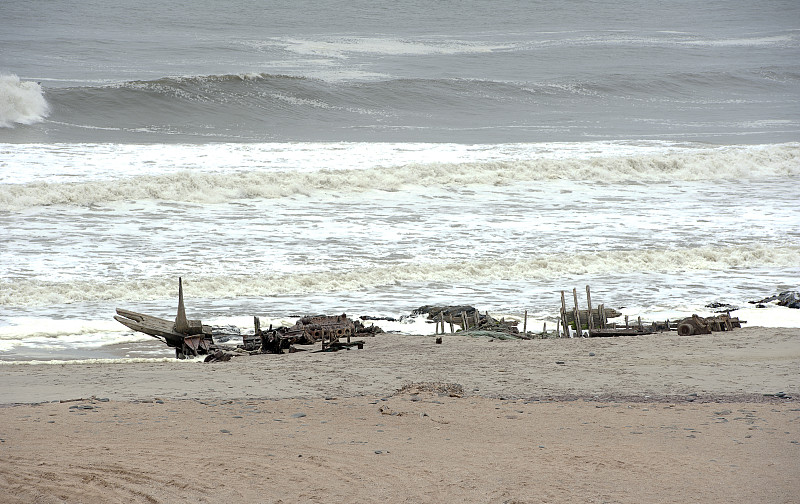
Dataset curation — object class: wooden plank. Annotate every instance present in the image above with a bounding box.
[523,310,527,336]
[175,277,189,334]
[114,308,182,343]
[573,288,581,336]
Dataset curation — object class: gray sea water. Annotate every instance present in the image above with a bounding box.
[1,0,799,361]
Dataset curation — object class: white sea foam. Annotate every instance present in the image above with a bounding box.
[278,36,510,59]
[0,319,137,341]
[0,74,50,128]
[1,143,796,209]
[2,245,797,307]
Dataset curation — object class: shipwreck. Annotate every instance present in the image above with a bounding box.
[114,278,378,359]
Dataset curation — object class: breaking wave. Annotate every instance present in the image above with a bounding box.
[0,74,50,128]
[1,144,797,209]
[2,245,797,307]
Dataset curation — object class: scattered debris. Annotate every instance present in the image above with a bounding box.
[559,286,745,338]
[415,305,529,338]
[255,314,377,354]
[115,279,753,361]
[115,278,380,360]
[705,302,739,313]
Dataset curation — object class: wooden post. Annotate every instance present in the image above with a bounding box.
[625,315,629,329]
[560,291,569,338]
[462,311,469,330]
[573,288,581,337]
[638,316,643,331]
[523,310,528,335]
[474,310,480,328]
[449,320,454,333]
[542,322,547,338]
[598,304,605,329]
[175,277,189,334]
[585,285,594,334]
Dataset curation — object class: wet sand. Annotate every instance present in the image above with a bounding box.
[1,327,798,503]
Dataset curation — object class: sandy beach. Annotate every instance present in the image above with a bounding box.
[1,326,798,503]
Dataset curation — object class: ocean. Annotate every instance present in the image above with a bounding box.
[1,0,799,362]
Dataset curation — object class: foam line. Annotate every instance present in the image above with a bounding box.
[2,144,797,209]
[2,244,797,307]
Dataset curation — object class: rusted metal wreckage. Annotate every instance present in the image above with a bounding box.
[420,286,745,339]
[557,286,745,338]
[115,279,747,359]
[114,278,378,359]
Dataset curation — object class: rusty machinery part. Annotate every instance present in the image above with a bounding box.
[295,314,354,342]
[676,315,712,336]
[304,323,353,340]
[677,321,696,336]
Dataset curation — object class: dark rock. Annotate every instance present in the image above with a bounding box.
[291,412,307,418]
[777,291,800,309]
[412,305,477,320]
[360,315,397,322]
[211,325,241,343]
[753,295,779,304]
[705,302,739,313]
[751,291,800,309]
[204,349,233,363]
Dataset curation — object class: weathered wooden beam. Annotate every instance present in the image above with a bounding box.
[573,288,581,336]
[175,277,189,334]
[523,310,528,335]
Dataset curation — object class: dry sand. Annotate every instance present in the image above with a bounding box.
[1,326,798,503]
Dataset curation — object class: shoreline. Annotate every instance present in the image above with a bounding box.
[1,326,797,405]
[2,326,798,502]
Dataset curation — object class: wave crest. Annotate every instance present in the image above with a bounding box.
[0,75,50,128]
